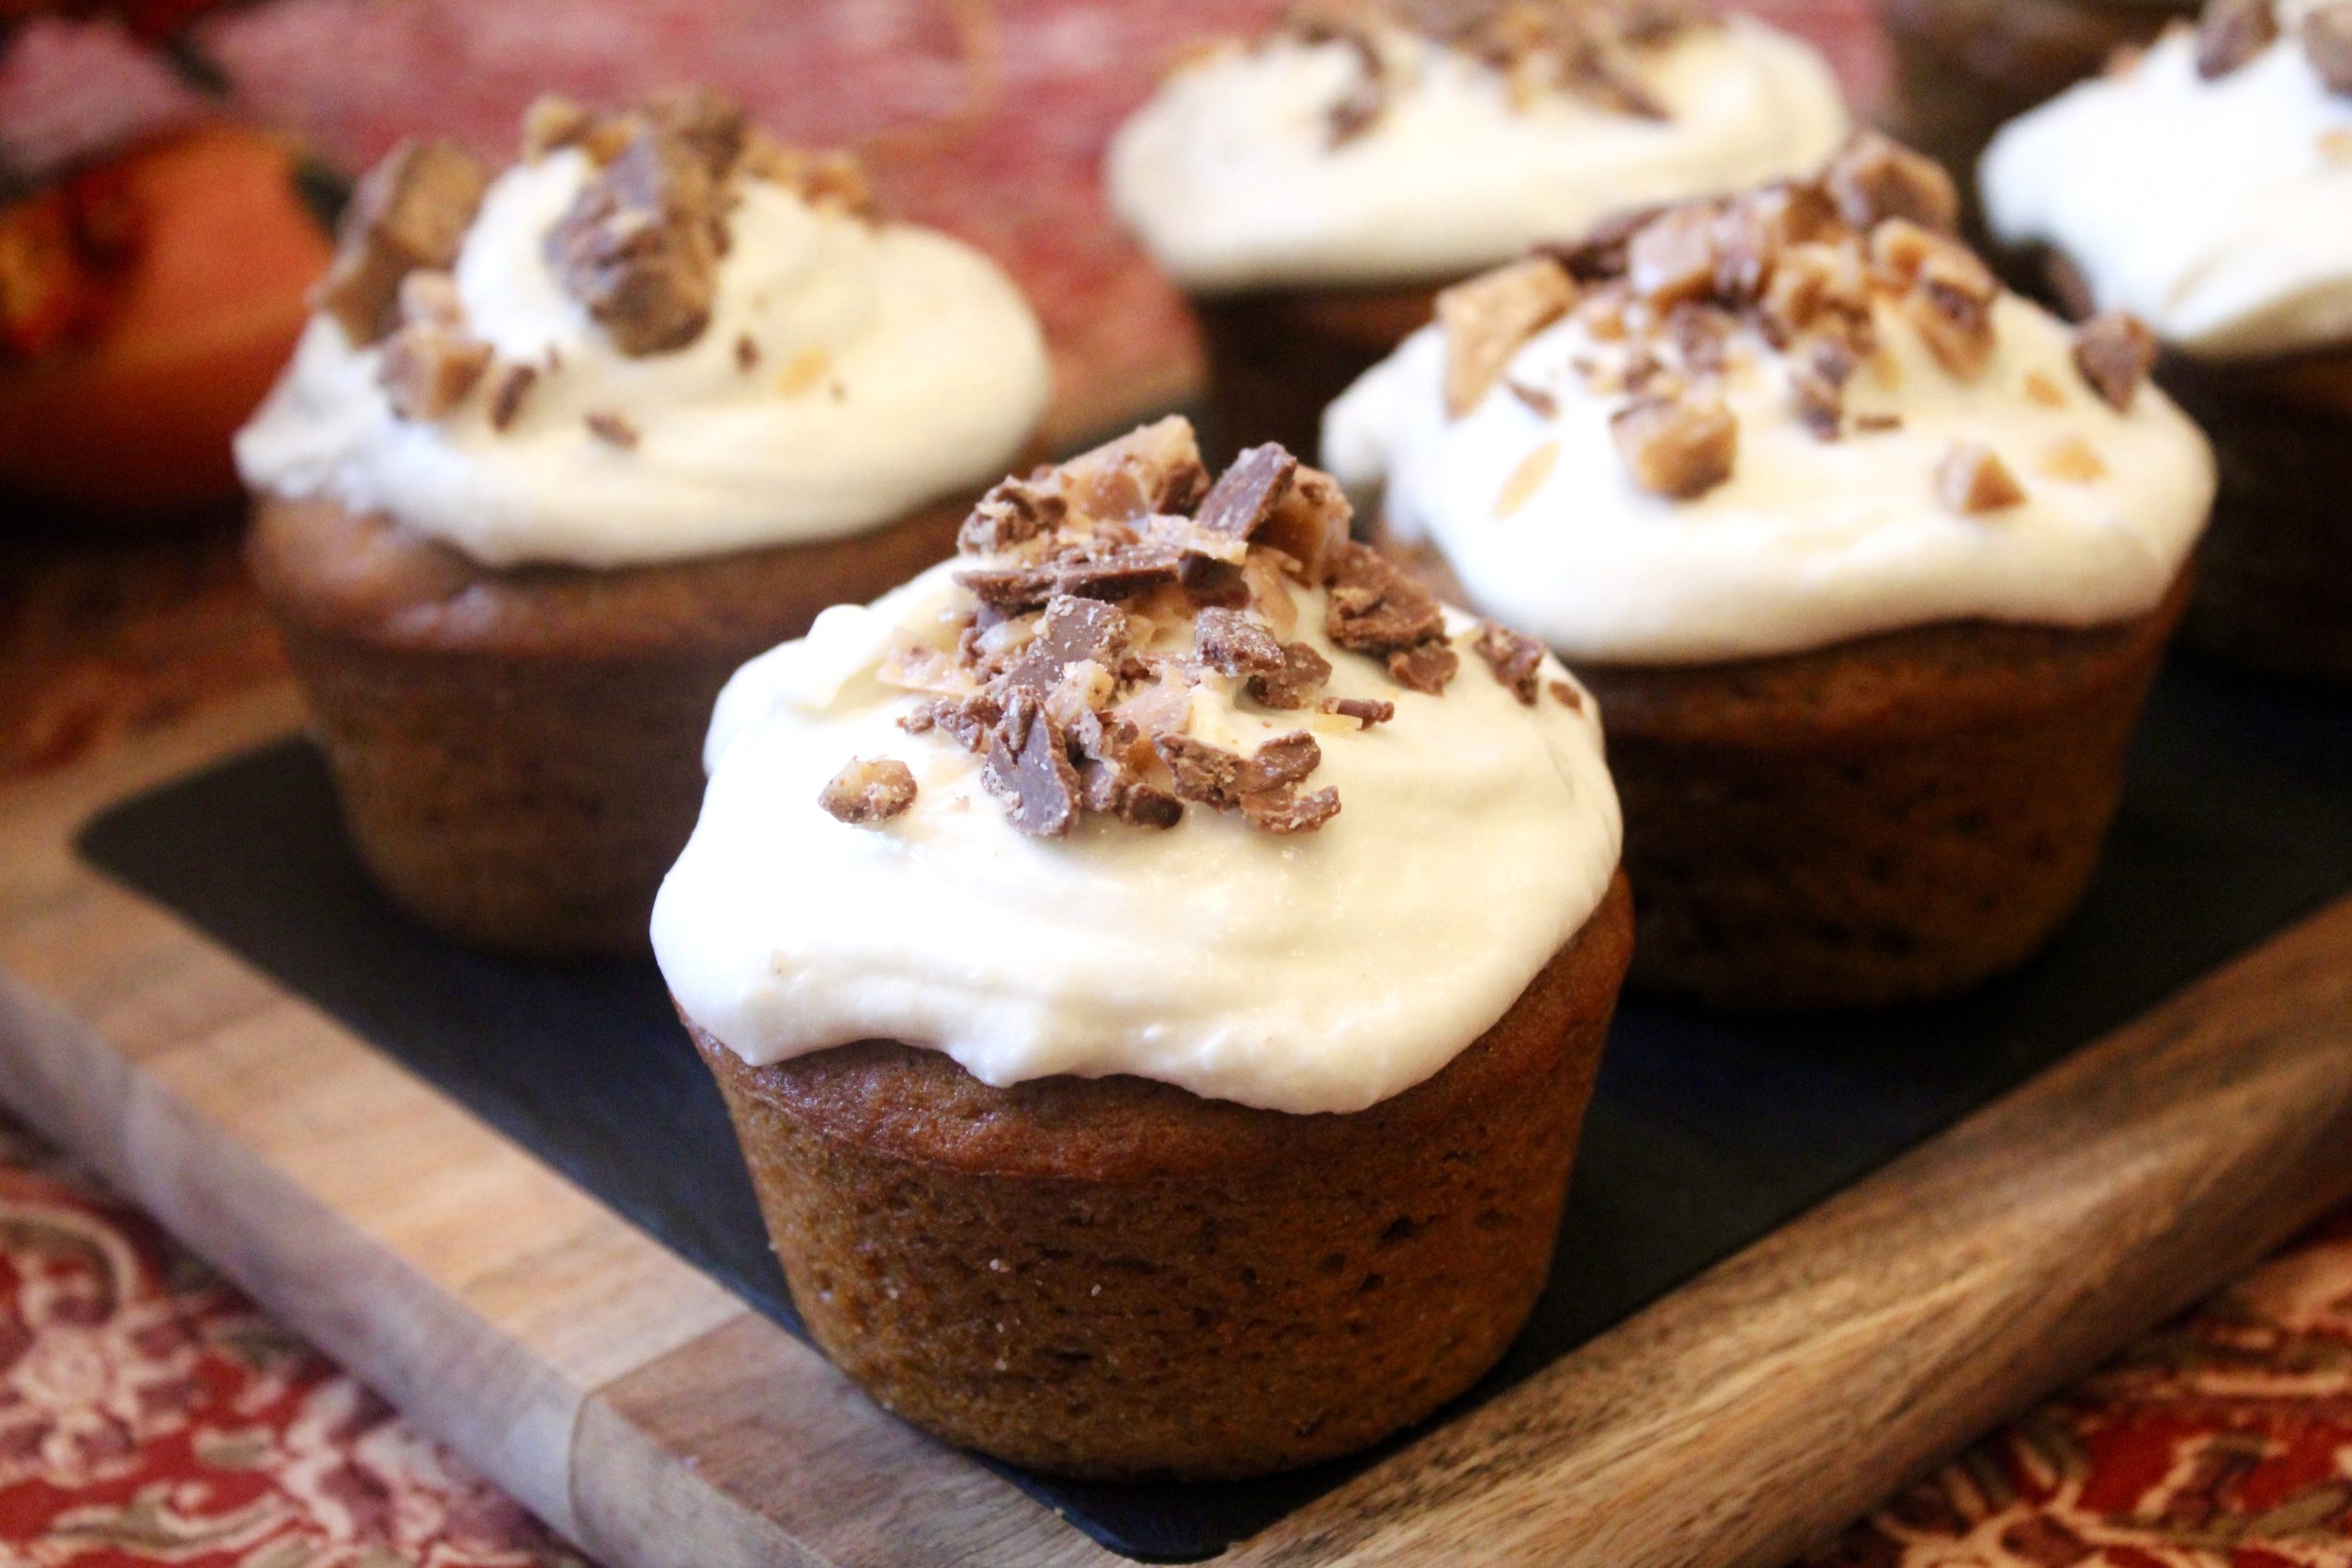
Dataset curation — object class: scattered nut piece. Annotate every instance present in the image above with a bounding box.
[2072,311,2158,412]
[1495,441,1561,518]
[1438,256,1577,416]
[1611,391,1736,499]
[1938,442,2026,513]
[819,758,917,825]
[585,411,639,448]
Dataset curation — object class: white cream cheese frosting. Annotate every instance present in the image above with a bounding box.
[236,145,1051,570]
[1327,183,2217,665]
[1107,15,1849,293]
[651,440,1621,1116]
[1981,13,2352,361]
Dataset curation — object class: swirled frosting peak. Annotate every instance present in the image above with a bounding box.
[1326,135,2217,664]
[1981,0,2352,361]
[235,90,1050,570]
[1107,0,1849,292]
[651,417,1623,1114]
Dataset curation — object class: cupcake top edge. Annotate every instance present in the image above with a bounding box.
[650,416,1623,1117]
[233,89,1051,571]
[1324,133,2219,667]
[1106,0,1850,293]
[1981,0,2352,362]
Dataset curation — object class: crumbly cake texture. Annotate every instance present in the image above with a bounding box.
[829,417,1581,844]
[1271,0,1712,144]
[692,873,1633,1481]
[249,489,964,955]
[315,86,871,431]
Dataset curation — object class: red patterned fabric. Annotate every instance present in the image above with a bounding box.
[0,1112,582,1566]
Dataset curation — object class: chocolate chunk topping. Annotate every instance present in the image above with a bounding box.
[585,411,639,448]
[1242,785,1340,835]
[2307,5,2352,95]
[379,319,492,421]
[1611,391,1736,499]
[819,758,917,825]
[2198,0,2278,78]
[1154,733,1246,811]
[312,140,492,345]
[487,363,537,431]
[1473,621,1546,704]
[1236,730,1321,795]
[1385,642,1460,695]
[983,693,1082,838]
[1321,696,1395,728]
[1255,470,1352,581]
[1196,608,1288,676]
[1438,256,1578,416]
[1195,443,1299,538]
[547,123,727,355]
[2072,310,2158,412]
[1326,541,1446,653]
[1005,595,1131,694]
[1822,130,1960,232]
[901,694,1002,752]
[1249,641,1336,708]
[1937,442,2026,513]
[958,474,1067,553]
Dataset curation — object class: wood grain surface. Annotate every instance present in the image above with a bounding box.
[0,694,2346,1567]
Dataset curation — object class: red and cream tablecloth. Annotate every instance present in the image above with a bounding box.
[0,3,2347,1564]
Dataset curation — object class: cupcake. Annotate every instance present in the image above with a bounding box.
[1982,0,2352,682]
[233,91,1051,956]
[651,419,1629,1479]
[1106,0,1848,461]
[1327,137,2215,1010]
[1878,0,2198,243]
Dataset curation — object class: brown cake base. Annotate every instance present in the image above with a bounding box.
[1194,279,1448,468]
[689,874,1633,1482]
[1584,573,2192,1012]
[246,491,966,957]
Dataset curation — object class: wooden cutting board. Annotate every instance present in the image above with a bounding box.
[0,683,2347,1568]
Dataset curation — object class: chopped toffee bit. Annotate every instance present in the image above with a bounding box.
[984,693,1082,838]
[1626,205,1721,309]
[819,758,917,825]
[1611,390,1736,499]
[1505,378,1558,416]
[1821,130,1960,232]
[1243,785,1341,835]
[1895,230,1999,378]
[1326,541,1447,654]
[1321,695,1396,728]
[2022,368,2067,408]
[2197,0,2278,78]
[312,139,492,345]
[2307,5,2352,96]
[901,694,1002,752]
[1196,443,1299,538]
[2072,311,2158,412]
[379,319,492,421]
[1495,440,1561,518]
[487,363,537,430]
[1937,442,2026,513]
[1852,412,1904,433]
[957,472,1067,554]
[1548,679,1585,712]
[585,411,639,448]
[521,94,594,159]
[735,333,761,370]
[1790,334,1859,440]
[1256,469,1352,581]
[1386,641,1460,695]
[547,122,729,355]
[2040,434,2110,483]
[1249,640,1336,708]
[1196,607,1288,675]
[1438,255,1577,416]
[1473,621,1546,704]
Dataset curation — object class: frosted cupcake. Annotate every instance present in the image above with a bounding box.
[1107,0,1848,459]
[653,419,1630,1479]
[1983,0,2352,681]
[1329,137,2215,1010]
[234,91,1050,955]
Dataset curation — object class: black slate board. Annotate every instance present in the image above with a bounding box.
[76,659,2352,1562]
